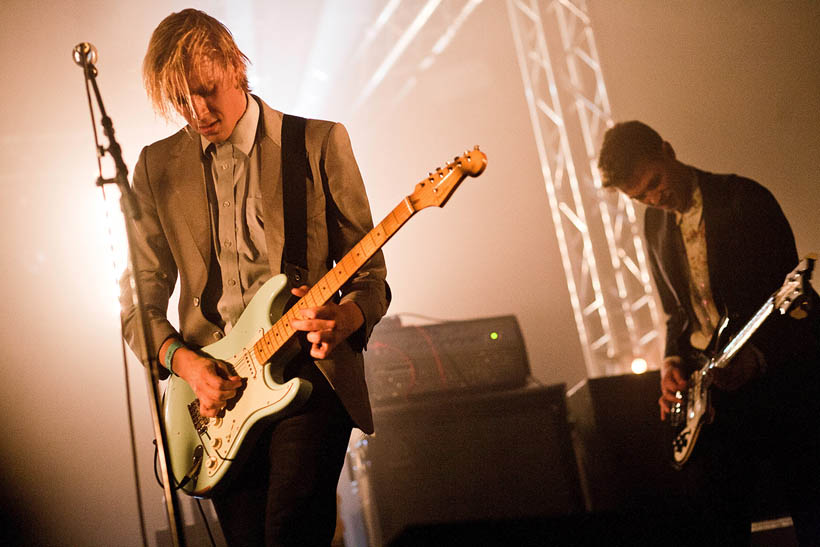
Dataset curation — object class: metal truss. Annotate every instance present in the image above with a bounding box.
[337,0,662,377]
[506,0,662,377]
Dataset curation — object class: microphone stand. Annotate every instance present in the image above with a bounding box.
[74,43,186,547]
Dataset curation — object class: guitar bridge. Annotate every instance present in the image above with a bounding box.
[188,400,209,435]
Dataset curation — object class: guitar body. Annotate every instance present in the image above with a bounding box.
[668,253,817,468]
[670,358,714,468]
[162,274,313,497]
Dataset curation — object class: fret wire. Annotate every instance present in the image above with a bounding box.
[309,287,326,306]
[382,214,397,234]
[282,311,296,335]
[334,265,346,286]
[271,323,285,353]
[304,290,318,308]
[318,281,331,300]
[242,197,422,377]
[256,335,269,362]
[352,242,365,265]
[265,330,277,358]
[361,232,375,256]
[341,253,356,274]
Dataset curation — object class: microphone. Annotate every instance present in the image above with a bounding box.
[72,42,98,67]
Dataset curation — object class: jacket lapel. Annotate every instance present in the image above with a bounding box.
[255,97,286,277]
[698,170,728,314]
[171,131,211,272]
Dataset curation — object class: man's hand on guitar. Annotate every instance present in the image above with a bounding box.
[290,285,365,360]
[659,356,689,421]
[710,345,765,391]
[162,338,243,417]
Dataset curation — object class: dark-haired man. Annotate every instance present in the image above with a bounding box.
[120,8,389,545]
[598,121,820,545]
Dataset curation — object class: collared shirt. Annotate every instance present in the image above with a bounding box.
[675,177,720,350]
[200,95,270,332]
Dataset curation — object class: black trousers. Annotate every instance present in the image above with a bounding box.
[212,359,354,547]
[674,358,820,547]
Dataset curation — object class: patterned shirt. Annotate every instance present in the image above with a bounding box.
[675,177,721,350]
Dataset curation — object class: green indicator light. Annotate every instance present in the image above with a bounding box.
[490,332,499,340]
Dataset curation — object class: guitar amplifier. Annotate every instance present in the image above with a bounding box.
[339,381,585,546]
[364,315,530,405]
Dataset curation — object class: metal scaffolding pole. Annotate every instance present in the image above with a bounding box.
[507,0,663,377]
[340,0,663,377]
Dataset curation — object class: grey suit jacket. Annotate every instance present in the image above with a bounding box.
[120,97,389,433]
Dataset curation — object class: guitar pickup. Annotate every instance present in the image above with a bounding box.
[240,347,257,379]
[188,399,209,435]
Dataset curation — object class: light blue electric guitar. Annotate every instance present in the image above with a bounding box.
[162,147,488,496]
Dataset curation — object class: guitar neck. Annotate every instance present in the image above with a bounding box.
[712,296,775,369]
[252,198,416,364]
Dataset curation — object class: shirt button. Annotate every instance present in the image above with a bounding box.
[228,279,237,287]
[213,332,223,340]
[221,164,228,170]
[223,200,231,208]
[225,240,233,248]
[193,297,200,307]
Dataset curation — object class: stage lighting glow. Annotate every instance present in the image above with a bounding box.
[490,331,499,340]
[631,358,648,374]
[91,186,129,317]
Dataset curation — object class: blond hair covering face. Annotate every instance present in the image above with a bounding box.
[143,8,250,121]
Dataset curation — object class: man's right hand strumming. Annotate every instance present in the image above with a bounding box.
[659,356,689,421]
[161,338,243,417]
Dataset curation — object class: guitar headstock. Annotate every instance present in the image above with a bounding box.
[774,253,817,318]
[407,147,488,210]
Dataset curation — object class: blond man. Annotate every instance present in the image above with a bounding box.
[121,9,389,545]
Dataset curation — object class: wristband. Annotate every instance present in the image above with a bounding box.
[164,339,184,376]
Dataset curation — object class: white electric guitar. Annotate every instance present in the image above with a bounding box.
[162,147,488,496]
[670,253,816,468]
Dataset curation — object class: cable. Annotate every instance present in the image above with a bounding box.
[121,333,149,547]
[195,499,218,547]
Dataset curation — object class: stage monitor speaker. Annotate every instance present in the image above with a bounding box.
[567,371,795,524]
[364,315,529,405]
[344,382,584,546]
[566,371,684,514]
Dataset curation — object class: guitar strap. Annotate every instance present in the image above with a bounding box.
[281,114,309,288]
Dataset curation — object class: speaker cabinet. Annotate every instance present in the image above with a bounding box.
[344,382,584,546]
[566,371,684,514]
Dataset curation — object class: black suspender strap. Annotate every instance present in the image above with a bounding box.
[281,113,309,287]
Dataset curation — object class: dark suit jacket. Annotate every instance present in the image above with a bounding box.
[645,169,804,373]
[120,97,389,433]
